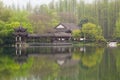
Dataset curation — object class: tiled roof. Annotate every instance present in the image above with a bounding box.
[54,23,80,32]
[14,26,27,32]
[60,23,80,31]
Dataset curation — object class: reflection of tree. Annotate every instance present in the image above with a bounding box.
[0,56,20,80]
[72,47,104,68]
[1,46,120,80]
[30,56,60,80]
[72,48,82,60]
[77,47,120,80]
[81,47,104,68]
[114,47,120,75]
[69,47,104,80]
[0,47,33,80]
[77,47,111,80]
[98,48,119,80]
[58,65,80,80]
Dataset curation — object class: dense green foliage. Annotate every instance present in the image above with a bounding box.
[0,0,120,45]
[0,1,33,45]
[72,30,81,38]
[72,22,106,43]
[82,23,106,43]
[114,14,120,39]
[0,48,33,80]
[48,0,120,38]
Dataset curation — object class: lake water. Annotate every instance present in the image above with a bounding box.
[0,46,120,80]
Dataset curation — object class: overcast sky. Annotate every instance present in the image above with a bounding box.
[2,0,51,7]
[2,0,93,7]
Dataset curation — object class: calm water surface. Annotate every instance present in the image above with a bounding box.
[0,46,120,80]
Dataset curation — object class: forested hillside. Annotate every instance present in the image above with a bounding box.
[0,0,120,44]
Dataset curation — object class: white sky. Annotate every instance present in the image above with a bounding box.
[2,0,93,7]
[2,0,51,7]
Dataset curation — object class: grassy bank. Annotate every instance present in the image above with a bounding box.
[72,42,106,47]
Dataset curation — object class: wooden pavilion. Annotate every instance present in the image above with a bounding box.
[14,23,80,46]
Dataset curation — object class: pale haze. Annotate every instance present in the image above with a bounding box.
[2,0,51,7]
[2,0,93,7]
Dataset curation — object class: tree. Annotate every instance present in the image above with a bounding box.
[0,1,11,22]
[0,21,33,45]
[0,20,5,44]
[114,15,120,39]
[58,12,77,23]
[9,10,29,23]
[72,30,81,38]
[78,18,88,27]
[26,0,32,12]
[81,47,104,68]
[29,6,59,33]
[82,22,106,43]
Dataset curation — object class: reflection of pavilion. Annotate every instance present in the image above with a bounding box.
[27,46,84,66]
[14,51,28,64]
[28,47,73,66]
[14,46,85,66]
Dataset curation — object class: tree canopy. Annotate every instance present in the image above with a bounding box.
[114,14,120,39]
[82,23,106,43]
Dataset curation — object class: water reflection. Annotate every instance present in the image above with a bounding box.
[0,47,33,80]
[0,46,120,80]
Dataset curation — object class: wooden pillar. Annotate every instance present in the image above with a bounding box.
[19,36,21,42]
[16,37,18,42]
[19,44,22,47]
[16,49,18,55]
[19,49,21,55]
[16,49,22,55]
[15,44,17,48]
